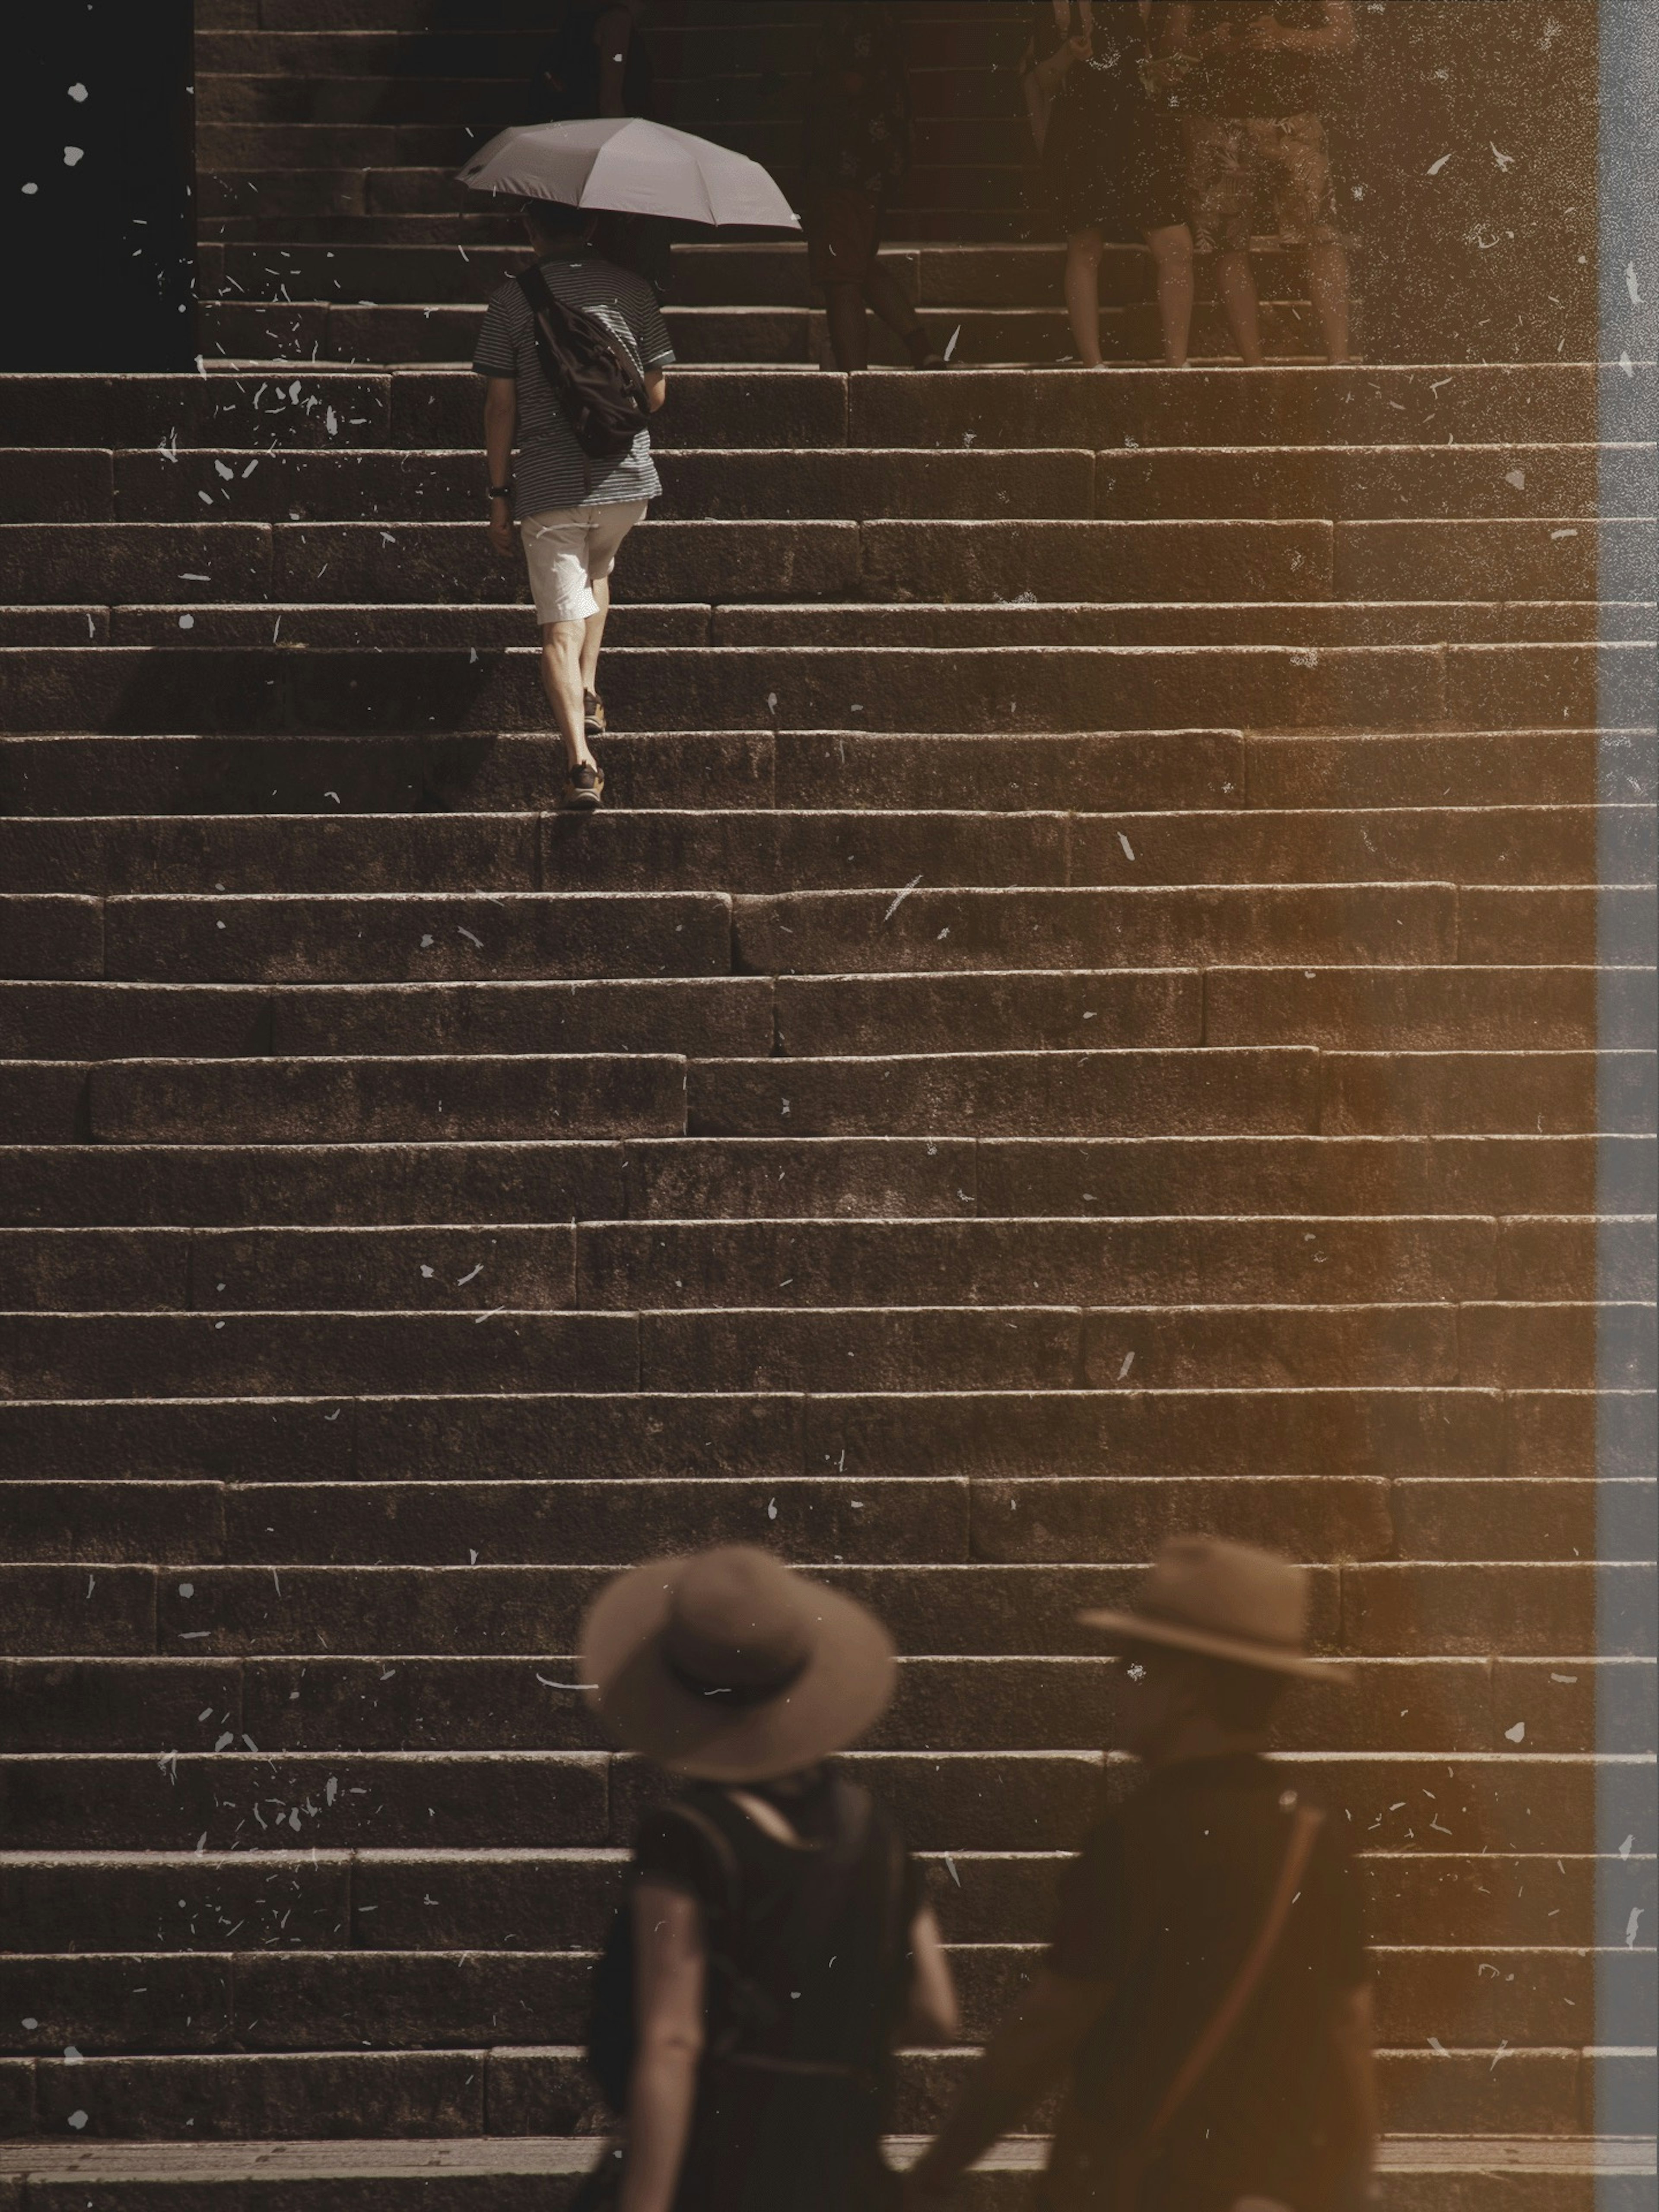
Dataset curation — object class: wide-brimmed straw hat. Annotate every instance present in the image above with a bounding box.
[581,1545,897,1782]
[1078,1535,1351,1683]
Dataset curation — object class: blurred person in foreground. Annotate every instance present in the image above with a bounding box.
[581,1545,958,2212]
[802,2,946,370]
[905,1537,1376,2212]
[1164,3,1357,364]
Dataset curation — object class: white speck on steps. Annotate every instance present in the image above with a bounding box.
[67,2111,88,2131]
[421,1265,435,1278]
[944,1855,960,1885]
[458,926,483,947]
[324,790,341,804]
[1426,152,1452,175]
[767,1497,778,1520]
[1504,1721,1526,1743]
[468,1549,479,1565]
[1627,263,1644,306]
[944,325,961,361]
[456,1264,483,1286]
[1117,1351,1134,1379]
[883,874,922,922]
[1627,1908,1644,1948]
[1551,528,1578,540]
[1619,1834,1634,1859]
[420,935,434,948]
[1117,833,1135,861]
[68,83,88,100]
[1490,143,1515,170]
[1550,1672,1577,1683]
[64,146,85,167]
[1505,469,1526,490]
[1428,2036,1449,2056]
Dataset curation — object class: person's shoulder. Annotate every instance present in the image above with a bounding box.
[485,271,531,316]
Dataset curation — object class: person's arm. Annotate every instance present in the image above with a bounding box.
[644,367,667,415]
[596,3,633,117]
[1332,1982,1379,2172]
[618,1882,706,2212]
[904,1968,1112,2201]
[483,375,517,556]
[905,1904,960,2044]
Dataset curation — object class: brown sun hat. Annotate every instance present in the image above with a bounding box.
[580,1545,898,1782]
[1078,1535,1352,1683]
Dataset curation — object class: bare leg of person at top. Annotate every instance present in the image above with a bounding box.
[1064,227,1106,365]
[1145,222,1195,365]
[1213,248,1266,365]
[1305,236,1353,361]
[823,282,872,372]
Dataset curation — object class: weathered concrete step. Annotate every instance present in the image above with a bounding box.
[0,1212,1570,1312]
[11,1466,1653,1570]
[12,893,731,984]
[0,1138,978,1226]
[9,1384,1636,1485]
[10,640,1646,735]
[708,600,1652,650]
[2,365,1642,460]
[0,1057,686,1146]
[7,1938,1649,2056]
[4,726,1643,819]
[9,1841,1648,1954]
[0,731,780,816]
[6,804,1640,897]
[1,1298,1645,1402]
[0,2043,1621,2150]
[0,979,773,1065]
[7,1643,1649,1751]
[1,1743,1647,1856]
[11,518,1641,610]
[691,1046,1319,1138]
[198,73,522,127]
[9,1557,1650,1669]
[734,884,1654,978]
[5,1134,1643,1230]
[197,294,1335,369]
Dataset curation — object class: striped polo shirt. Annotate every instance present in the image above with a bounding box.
[472,250,676,518]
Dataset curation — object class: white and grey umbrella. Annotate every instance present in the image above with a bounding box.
[457,117,800,230]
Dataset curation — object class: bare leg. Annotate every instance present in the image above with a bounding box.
[1212,248,1265,365]
[539,618,594,772]
[1145,222,1194,366]
[1064,228,1105,366]
[863,258,934,358]
[823,281,869,372]
[580,575,610,696]
[1305,238,1352,363]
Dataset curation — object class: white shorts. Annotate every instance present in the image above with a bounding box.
[521,499,648,625]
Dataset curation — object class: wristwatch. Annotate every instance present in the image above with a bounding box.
[488,483,513,500]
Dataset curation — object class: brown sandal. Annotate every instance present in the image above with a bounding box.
[564,760,604,812]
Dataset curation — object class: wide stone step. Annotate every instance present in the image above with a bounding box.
[9,1466,1651,1576]
[3,1134,1642,1229]
[37,516,1638,607]
[0,1212,1564,1312]
[6,641,1643,735]
[0,723,1637,817]
[1,1738,1646,1851]
[2,1299,1644,1398]
[196,294,1331,369]
[3,805,1636,895]
[0,2043,1622,2148]
[7,1840,1650,1955]
[0,365,1635,456]
[8,1383,1634,1483]
[6,1936,1649,2056]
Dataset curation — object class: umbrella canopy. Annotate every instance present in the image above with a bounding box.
[457,117,800,230]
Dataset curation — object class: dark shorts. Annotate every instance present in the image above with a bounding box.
[806,187,883,287]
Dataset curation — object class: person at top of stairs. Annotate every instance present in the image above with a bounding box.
[802,2,947,371]
[1022,1,1196,366]
[1165,1,1358,364]
[534,0,656,124]
[579,1547,959,2212]
[475,195,675,811]
[906,1540,1378,2212]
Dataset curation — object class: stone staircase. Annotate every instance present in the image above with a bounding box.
[2,1,1656,2207]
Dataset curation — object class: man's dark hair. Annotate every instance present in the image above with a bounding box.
[521,197,594,241]
[1194,1654,1290,1733]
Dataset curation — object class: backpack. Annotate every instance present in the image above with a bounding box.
[585,1780,894,2117]
[515,261,654,463]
